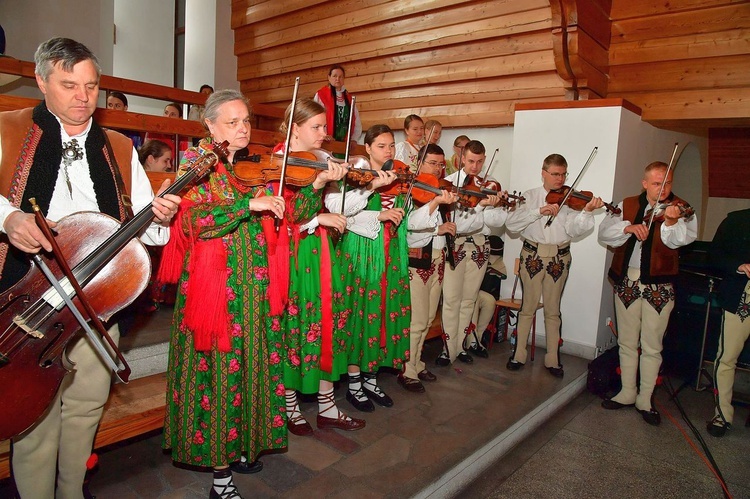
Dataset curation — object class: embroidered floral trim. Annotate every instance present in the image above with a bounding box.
[471,245,489,270]
[614,277,640,309]
[415,260,436,285]
[546,257,566,282]
[454,243,467,267]
[643,283,675,313]
[737,291,749,322]
[437,253,446,282]
[524,254,543,279]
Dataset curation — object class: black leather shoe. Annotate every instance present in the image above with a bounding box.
[417,369,437,382]
[230,459,263,474]
[435,354,450,366]
[706,417,728,438]
[346,389,375,413]
[469,346,489,358]
[638,408,661,426]
[506,358,524,371]
[546,366,564,378]
[398,375,425,393]
[363,385,394,407]
[457,352,474,364]
[601,399,635,410]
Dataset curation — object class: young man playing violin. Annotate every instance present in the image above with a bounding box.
[437,140,508,366]
[505,154,603,378]
[401,144,458,392]
[598,161,696,426]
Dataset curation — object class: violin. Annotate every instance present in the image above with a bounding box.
[232,148,373,188]
[442,175,520,209]
[0,141,227,440]
[546,186,621,214]
[377,159,419,196]
[644,200,694,223]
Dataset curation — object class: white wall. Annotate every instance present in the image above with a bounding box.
[213,0,239,92]
[112,0,175,115]
[507,106,623,360]
[506,104,708,359]
[0,0,114,103]
[392,127,516,190]
[184,0,216,95]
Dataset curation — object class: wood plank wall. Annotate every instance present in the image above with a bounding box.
[608,0,750,131]
[232,0,568,130]
[233,0,750,134]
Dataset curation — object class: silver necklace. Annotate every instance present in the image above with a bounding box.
[61,138,83,195]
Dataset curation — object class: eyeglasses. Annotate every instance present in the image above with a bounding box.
[423,160,446,167]
[545,171,569,179]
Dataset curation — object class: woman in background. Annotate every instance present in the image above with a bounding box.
[394,114,424,170]
[138,139,173,172]
[313,64,362,147]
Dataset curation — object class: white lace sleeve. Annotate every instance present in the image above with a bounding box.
[346,210,381,239]
[325,185,371,216]
[299,215,320,234]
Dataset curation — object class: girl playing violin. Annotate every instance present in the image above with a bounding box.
[424,119,443,146]
[275,98,366,436]
[394,114,424,170]
[333,124,419,412]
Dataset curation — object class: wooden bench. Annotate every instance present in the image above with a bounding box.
[0,372,166,480]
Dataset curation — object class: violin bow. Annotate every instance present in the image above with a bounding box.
[29,198,131,383]
[545,146,598,228]
[403,125,435,213]
[645,142,679,232]
[479,148,499,183]
[338,95,356,216]
[277,77,301,199]
[449,144,467,218]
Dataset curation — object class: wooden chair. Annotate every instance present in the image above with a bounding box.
[495,258,543,361]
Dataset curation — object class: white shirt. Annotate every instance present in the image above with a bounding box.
[319,184,382,238]
[598,200,698,268]
[406,202,445,250]
[300,183,372,234]
[0,114,168,247]
[505,185,594,245]
[394,141,419,171]
[443,170,509,236]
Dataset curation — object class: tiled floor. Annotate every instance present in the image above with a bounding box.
[87,338,591,498]
[459,378,750,499]
[4,336,747,498]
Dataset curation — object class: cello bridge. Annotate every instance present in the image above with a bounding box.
[13,315,44,339]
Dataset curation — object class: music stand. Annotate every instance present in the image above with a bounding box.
[673,269,721,396]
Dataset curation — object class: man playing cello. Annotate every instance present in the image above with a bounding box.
[0,38,180,498]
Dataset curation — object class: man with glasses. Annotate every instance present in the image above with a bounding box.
[505,154,602,377]
[400,143,457,392]
[436,140,507,366]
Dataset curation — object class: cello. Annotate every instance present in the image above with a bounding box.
[0,141,227,441]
